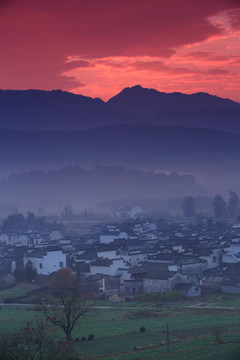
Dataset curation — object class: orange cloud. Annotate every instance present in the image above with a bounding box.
[0,0,239,101]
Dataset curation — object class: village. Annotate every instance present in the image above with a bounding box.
[1,209,240,302]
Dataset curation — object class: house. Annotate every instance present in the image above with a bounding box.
[124,279,143,296]
[90,258,126,277]
[23,249,66,275]
[86,273,121,296]
[142,271,187,293]
[100,232,122,244]
[111,206,143,219]
[173,283,201,297]
[129,262,188,293]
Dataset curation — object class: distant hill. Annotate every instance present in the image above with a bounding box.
[0,165,199,213]
[0,86,240,133]
[1,125,240,176]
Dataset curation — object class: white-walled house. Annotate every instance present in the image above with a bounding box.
[50,231,63,241]
[100,231,127,244]
[97,249,118,259]
[0,234,8,244]
[121,251,147,266]
[111,206,143,219]
[24,249,66,275]
[90,258,127,277]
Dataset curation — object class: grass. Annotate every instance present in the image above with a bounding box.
[0,283,40,300]
[0,296,240,359]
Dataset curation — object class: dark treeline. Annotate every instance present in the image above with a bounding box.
[182,191,240,219]
[1,212,63,232]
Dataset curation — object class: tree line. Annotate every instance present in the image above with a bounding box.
[1,212,63,232]
[182,191,239,219]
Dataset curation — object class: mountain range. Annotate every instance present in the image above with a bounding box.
[1,85,240,133]
[1,85,240,213]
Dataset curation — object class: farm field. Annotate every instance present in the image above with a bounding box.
[0,301,240,359]
[0,283,40,302]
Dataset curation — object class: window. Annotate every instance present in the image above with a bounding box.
[59,261,63,268]
[39,263,42,269]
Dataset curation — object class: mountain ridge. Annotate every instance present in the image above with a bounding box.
[1,86,240,133]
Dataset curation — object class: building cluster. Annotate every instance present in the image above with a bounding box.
[1,219,240,298]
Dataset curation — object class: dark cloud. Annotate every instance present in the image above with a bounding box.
[0,0,239,91]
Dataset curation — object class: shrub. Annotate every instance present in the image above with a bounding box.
[140,327,146,332]
[81,337,86,341]
[136,290,184,302]
[88,334,94,341]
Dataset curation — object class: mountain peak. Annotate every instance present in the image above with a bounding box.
[107,85,240,115]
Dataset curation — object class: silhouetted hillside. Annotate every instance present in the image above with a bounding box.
[107,85,240,115]
[1,125,240,176]
[0,86,240,133]
[0,166,199,212]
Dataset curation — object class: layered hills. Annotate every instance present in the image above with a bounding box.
[1,85,240,133]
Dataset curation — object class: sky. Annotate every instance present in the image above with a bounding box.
[0,0,240,101]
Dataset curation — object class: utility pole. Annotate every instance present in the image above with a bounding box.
[167,322,170,353]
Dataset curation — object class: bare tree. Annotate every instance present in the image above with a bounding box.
[0,318,75,360]
[41,267,88,341]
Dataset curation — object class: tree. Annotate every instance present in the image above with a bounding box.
[41,267,87,341]
[213,195,226,218]
[14,260,37,283]
[182,196,195,218]
[0,318,76,360]
[24,260,37,283]
[227,191,239,218]
[61,205,73,220]
[1,213,25,232]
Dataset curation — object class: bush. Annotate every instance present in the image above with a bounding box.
[88,334,94,341]
[140,327,146,332]
[136,290,184,302]
[75,337,79,342]
[81,337,86,341]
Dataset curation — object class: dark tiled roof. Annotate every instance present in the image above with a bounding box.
[143,270,177,280]
[26,250,45,258]
[91,259,113,267]
[77,250,97,260]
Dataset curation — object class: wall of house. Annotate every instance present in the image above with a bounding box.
[90,265,110,276]
[124,280,143,296]
[100,234,120,244]
[220,284,240,294]
[0,234,8,243]
[97,250,117,259]
[143,278,170,293]
[187,285,201,297]
[90,258,127,276]
[105,276,121,295]
[227,244,240,255]
[24,251,66,275]
[222,253,240,263]
[122,253,146,266]
[169,273,187,288]
[179,262,205,282]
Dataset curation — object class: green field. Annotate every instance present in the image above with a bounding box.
[0,283,40,302]
[1,301,240,359]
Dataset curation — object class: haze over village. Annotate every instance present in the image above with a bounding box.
[1,0,240,359]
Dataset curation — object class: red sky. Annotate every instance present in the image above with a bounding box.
[0,0,240,101]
